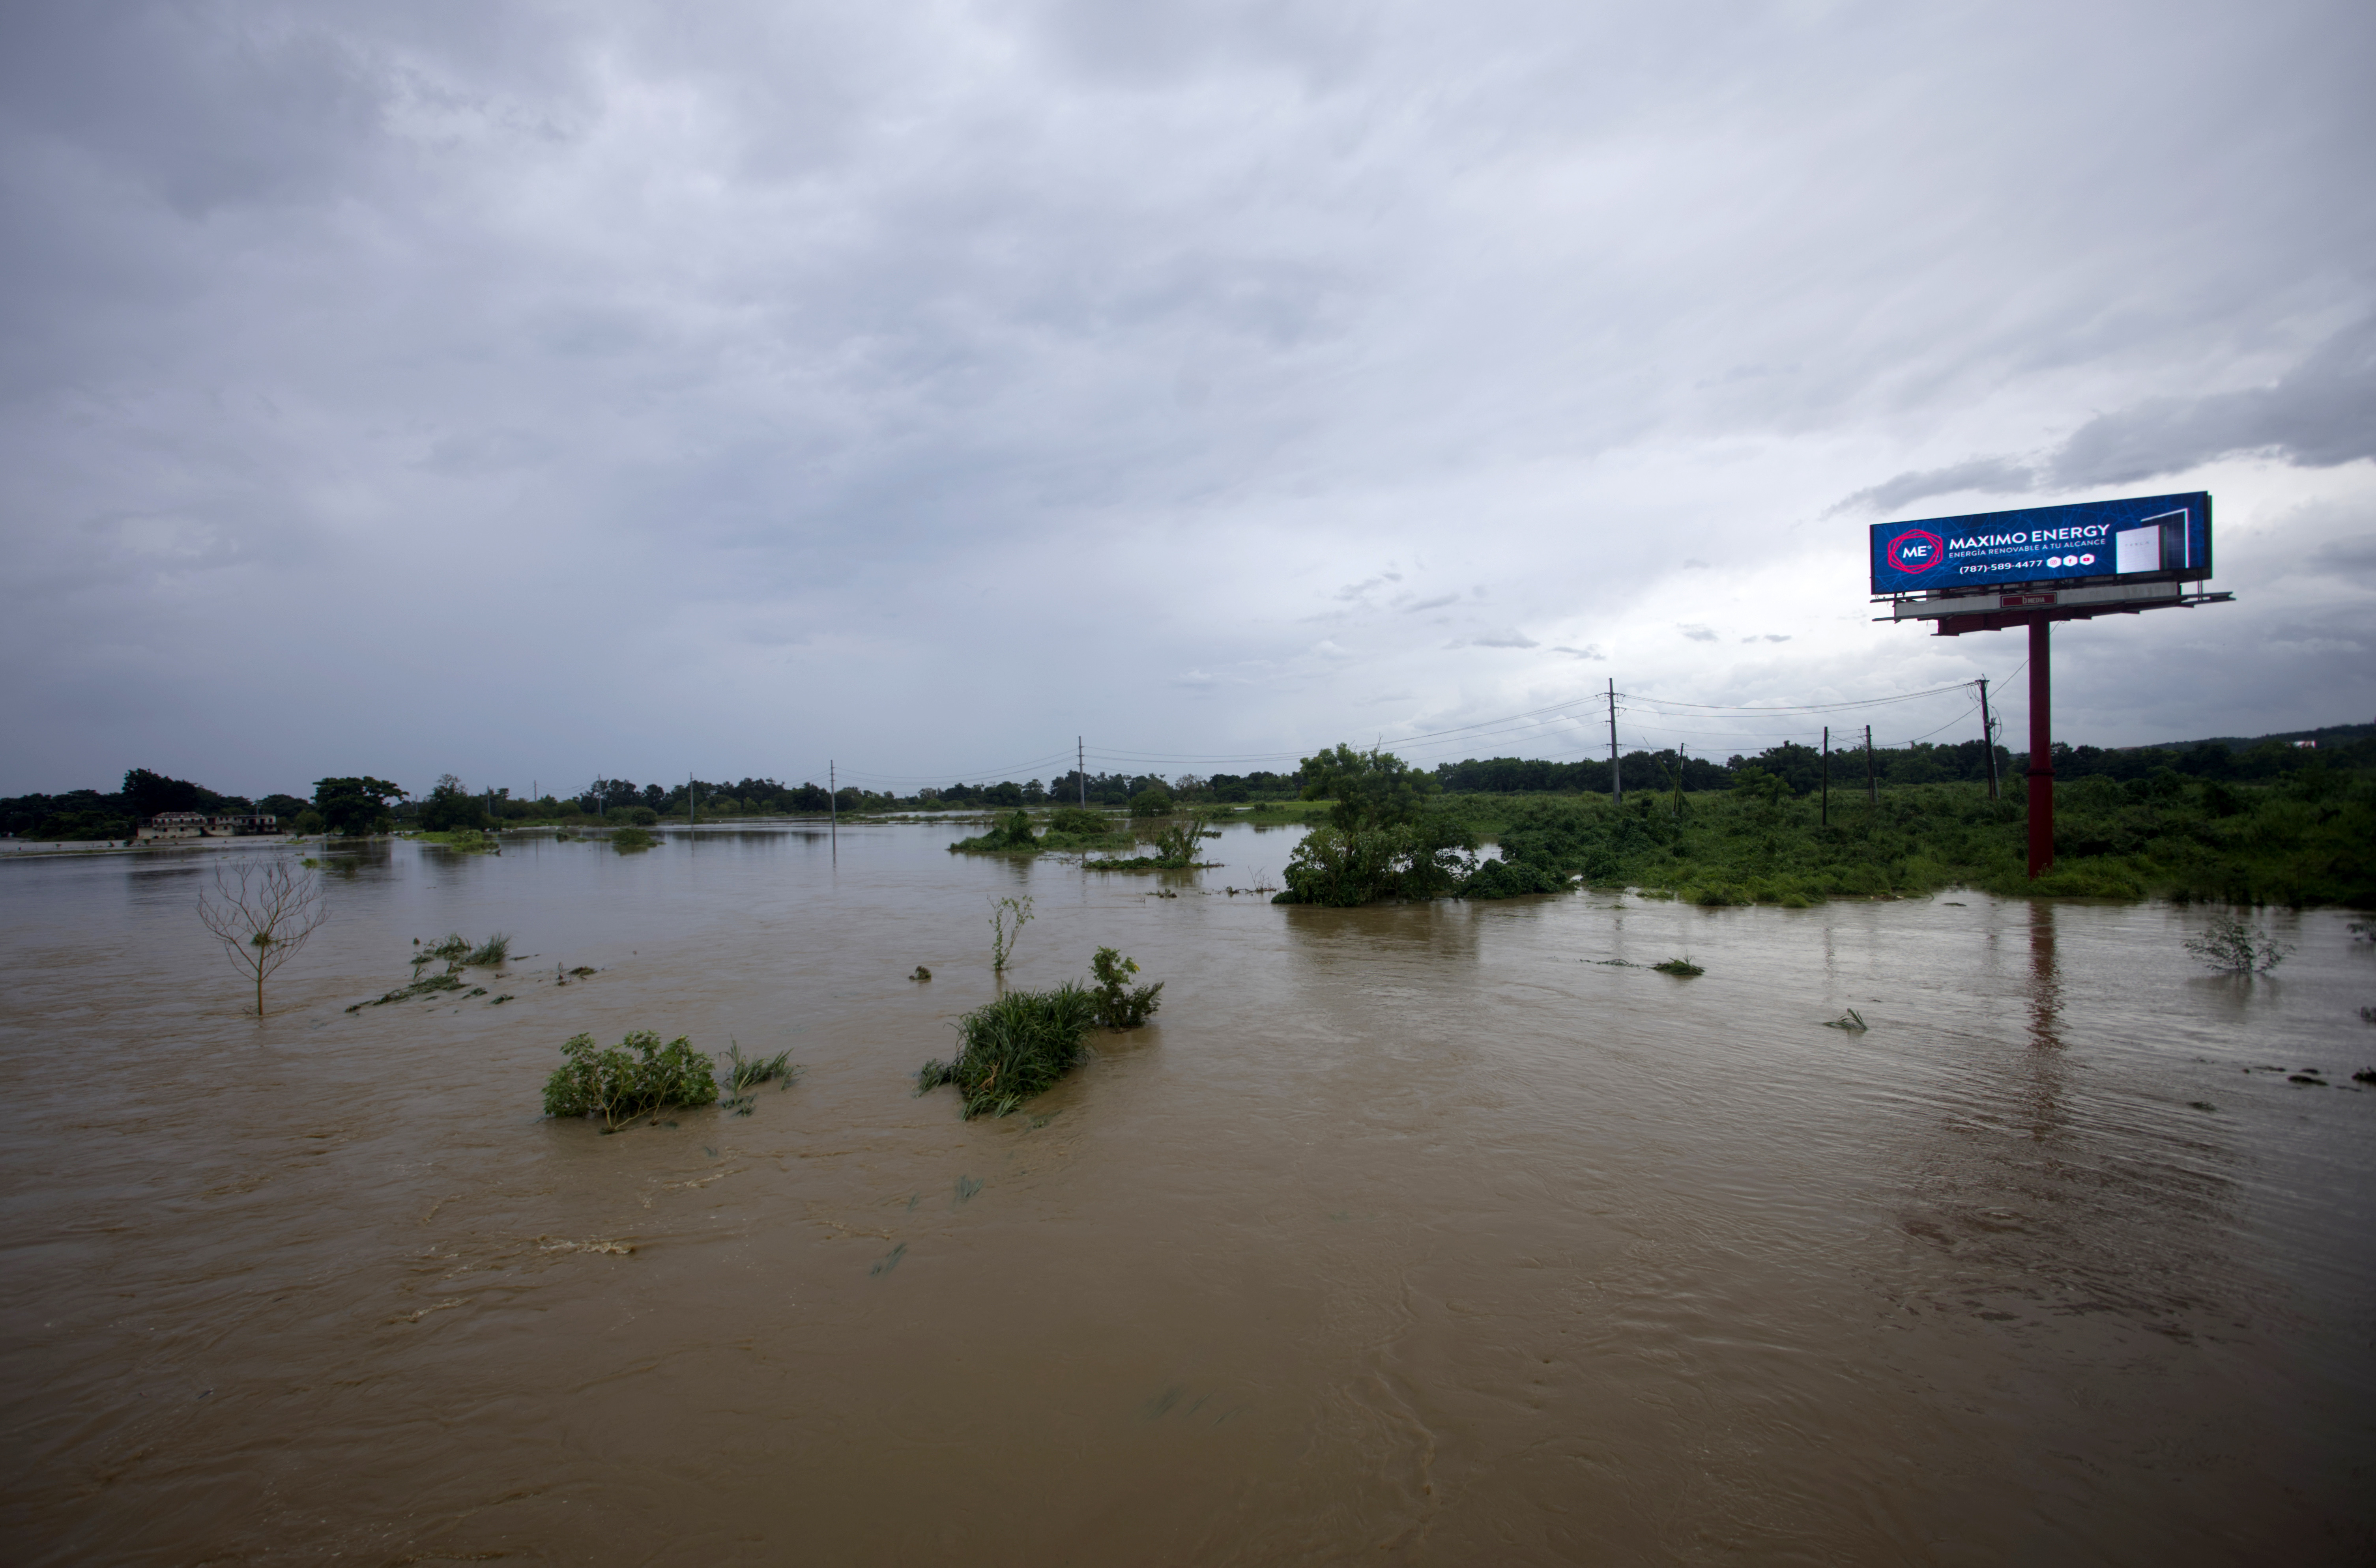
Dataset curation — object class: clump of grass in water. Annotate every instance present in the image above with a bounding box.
[722,1039,797,1091]
[1652,957,1704,977]
[466,932,511,966]
[347,972,466,1011]
[612,826,658,852]
[2184,915,2290,974]
[917,983,1100,1119]
[1822,1008,1869,1032]
[543,1030,718,1131]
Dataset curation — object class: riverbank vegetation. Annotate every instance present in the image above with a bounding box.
[1427,776,2374,908]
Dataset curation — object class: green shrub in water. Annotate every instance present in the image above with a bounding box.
[1091,947,1163,1028]
[1047,806,1106,836]
[917,984,1100,1119]
[612,826,658,851]
[544,1030,719,1130]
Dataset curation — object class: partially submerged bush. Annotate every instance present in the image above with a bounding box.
[951,809,1038,851]
[1091,947,1163,1028]
[1047,806,1106,836]
[1278,817,1476,905]
[612,826,658,852]
[2184,915,2290,973]
[544,1030,719,1130]
[917,983,1100,1119]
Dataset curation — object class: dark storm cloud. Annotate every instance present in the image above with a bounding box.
[1838,316,2376,515]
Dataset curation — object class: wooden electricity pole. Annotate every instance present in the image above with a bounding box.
[1078,736,1086,807]
[1607,679,1622,805]
[1865,725,1877,805]
[1821,725,1830,826]
[1977,679,1998,798]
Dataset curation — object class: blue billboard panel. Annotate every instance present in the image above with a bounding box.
[1869,492,2212,596]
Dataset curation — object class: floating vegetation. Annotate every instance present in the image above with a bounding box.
[420,933,470,970]
[569,965,596,977]
[1091,947,1163,1028]
[955,1176,983,1204]
[1652,957,1705,977]
[490,994,514,1005]
[2288,1073,2326,1086]
[611,826,658,852]
[2355,1068,2376,1084]
[466,932,512,966]
[910,965,932,982]
[723,1039,797,1092]
[870,1242,907,1277]
[2184,915,2291,974]
[425,828,499,854]
[1588,958,1641,967]
[1822,1008,1869,1032]
[543,1030,718,1131]
[347,972,465,1011]
[465,986,488,998]
[2189,1101,2217,1112]
[917,983,1100,1119]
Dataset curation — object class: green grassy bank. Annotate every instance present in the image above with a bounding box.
[1439,768,2375,906]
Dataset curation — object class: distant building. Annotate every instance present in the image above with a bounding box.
[136,812,280,841]
[211,814,281,835]
[138,812,210,840]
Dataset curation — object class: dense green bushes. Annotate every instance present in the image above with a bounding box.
[544,1031,720,1130]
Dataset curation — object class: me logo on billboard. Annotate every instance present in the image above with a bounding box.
[1886,530,1945,574]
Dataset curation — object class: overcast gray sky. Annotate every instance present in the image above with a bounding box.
[4,0,2370,800]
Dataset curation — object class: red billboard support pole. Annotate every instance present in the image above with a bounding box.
[2027,619,2052,879]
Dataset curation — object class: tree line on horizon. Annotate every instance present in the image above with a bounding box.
[4,723,2368,842]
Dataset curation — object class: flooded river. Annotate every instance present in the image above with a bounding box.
[2,822,2371,1564]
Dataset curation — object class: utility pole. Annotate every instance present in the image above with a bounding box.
[829,760,836,839]
[1977,679,1998,799]
[1673,744,1687,819]
[1079,736,1086,807]
[1821,725,1830,827]
[1865,724,1877,806]
[688,770,696,828]
[1607,679,1622,805]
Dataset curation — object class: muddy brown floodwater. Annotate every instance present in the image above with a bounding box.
[2,822,2372,1564]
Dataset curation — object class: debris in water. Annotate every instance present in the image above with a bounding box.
[955,1176,982,1204]
[2188,1101,2217,1112]
[2356,1069,2376,1085]
[870,1242,907,1277]
[1652,958,1704,977]
[2288,1074,2325,1086]
[1822,1009,1869,1032]
[911,965,932,982]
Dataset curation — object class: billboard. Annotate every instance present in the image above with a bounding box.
[1869,492,2211,596]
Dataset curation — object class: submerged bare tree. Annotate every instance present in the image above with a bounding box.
[198,859,330,1016]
